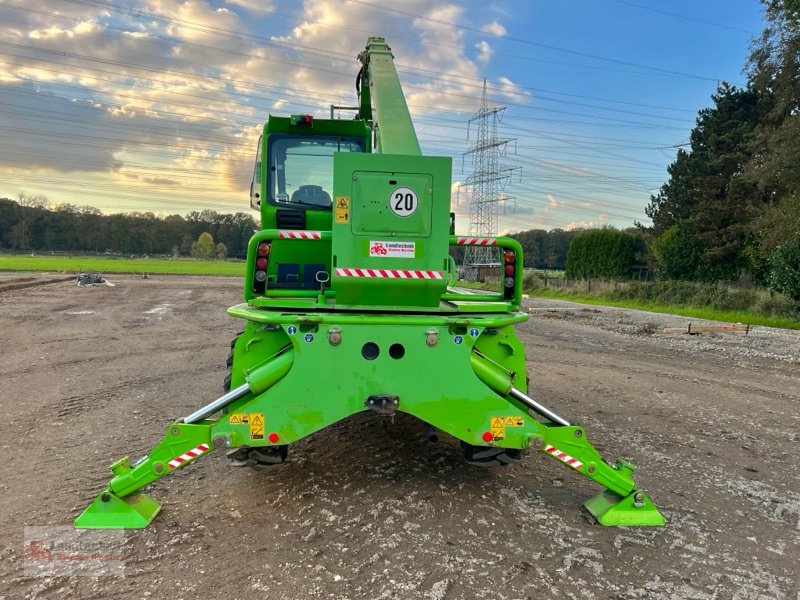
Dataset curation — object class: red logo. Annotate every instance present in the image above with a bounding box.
[24,541,52,561]
[370,243,387,255]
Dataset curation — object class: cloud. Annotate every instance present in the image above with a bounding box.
[143,176,180,185]
[225,0,275,13]
[481,21,506,37]
[562,213,609,231]
[142,0,242,42]
[0,0,535,216]
[494,76,530,103]
[0,81,124,172]
[475,41,492,65]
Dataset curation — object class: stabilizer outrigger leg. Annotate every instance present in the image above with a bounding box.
[75,348,293,528]
[74,423,214,528]
[529,424,666,526]
[472,351,666,526]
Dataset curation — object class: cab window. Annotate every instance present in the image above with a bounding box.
[268,135,363,209]
[249,135,262,210]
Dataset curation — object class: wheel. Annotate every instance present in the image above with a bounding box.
[223,330,245,392]
[461,442,522,467]
[223,330,288,469]
[226,445,288,469]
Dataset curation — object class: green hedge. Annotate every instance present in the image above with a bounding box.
[565,229,641,279]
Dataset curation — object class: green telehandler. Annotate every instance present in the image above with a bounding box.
[75,37,665,528]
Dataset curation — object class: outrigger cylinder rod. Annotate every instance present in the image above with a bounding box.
[183,383,250,424]
[509,387,571,427]
[470,349,571,426]
[184,345,295,424]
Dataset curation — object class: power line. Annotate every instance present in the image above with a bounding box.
[348,0,722,81]
[605,0,757,35]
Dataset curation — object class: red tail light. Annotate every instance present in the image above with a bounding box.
[254,242,270,294]
[503,249,516,298]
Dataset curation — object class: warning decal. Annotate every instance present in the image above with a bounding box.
[335,196,350,224]
[490,417,505,441]
[229,413,248,425]
[249,412,264,440]
[490,416,524,440]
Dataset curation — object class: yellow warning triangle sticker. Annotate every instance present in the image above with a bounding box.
[491,417,503,428]
[251,414,263,426]
[337,197,348,208]
[230,415,241,424]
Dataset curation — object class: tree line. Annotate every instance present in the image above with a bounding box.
[508,228,579,270]
[0,194,257,258]
[644,1,800,300]
[1,192,584,270]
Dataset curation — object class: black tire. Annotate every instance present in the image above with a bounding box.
[223,330,245,392]
[223,330,288,469]
[226,445,288,469]
[461,442,522,467]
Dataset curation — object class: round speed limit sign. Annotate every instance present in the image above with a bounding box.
[389,187,418,217]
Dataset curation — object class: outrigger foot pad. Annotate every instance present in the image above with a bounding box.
[74,491,161,529]
[584,490,666,526]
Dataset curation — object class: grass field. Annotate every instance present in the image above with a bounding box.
[0,255,244,276]
[530,288,800,330]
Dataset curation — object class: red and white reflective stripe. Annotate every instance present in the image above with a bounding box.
[335,268,444,280]
[544,444,583,470]
[168,443,210,470]
[457,237,496,246]
[278,230,322,239]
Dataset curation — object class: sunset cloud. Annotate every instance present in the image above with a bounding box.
[0,0,657,230]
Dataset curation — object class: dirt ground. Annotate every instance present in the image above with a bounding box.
[0,273,798,599]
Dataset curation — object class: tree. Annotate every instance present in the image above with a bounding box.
[644,84,762,280]
[565,228,641,279]
[769,233,800,302]
[650,225,702,280]
[0,196,254,257]
[12,192,50,250]
[746,0,800,204]
[510,228,579,269]
[191,232,215,258]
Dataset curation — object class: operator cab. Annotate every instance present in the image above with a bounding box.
[247,115,371,294]
[250,115,369,231]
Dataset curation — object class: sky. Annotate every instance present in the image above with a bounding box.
[0,0,765,234]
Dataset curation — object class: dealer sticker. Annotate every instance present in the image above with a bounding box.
[369,241,416,258]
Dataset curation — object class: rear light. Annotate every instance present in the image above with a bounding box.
[503,249,516,298]
[482,431,493,442]
[254,241,270,294]
[290,114,314,127]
